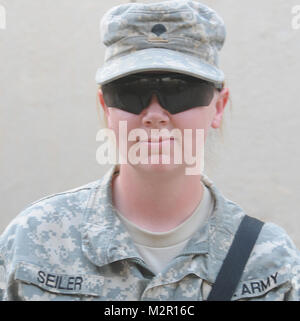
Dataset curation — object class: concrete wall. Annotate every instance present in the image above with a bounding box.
[1,0,300,247]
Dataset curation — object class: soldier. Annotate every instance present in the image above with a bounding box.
[1,0,300,301]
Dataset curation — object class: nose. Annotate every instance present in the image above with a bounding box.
[142,94,170,127]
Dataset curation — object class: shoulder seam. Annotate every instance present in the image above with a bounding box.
[24,185,97,210]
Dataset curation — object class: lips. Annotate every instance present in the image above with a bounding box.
[140,137,175,143]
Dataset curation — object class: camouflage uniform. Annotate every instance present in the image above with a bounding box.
[1,0,299,302]
[1,165,300,301]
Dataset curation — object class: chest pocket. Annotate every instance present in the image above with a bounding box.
[14,262,103,301]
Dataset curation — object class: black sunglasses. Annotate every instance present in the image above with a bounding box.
[102,72,223,115]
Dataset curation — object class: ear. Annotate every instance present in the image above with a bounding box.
[211,88,229,129]
[98,88,109,116]
[98,88,111,127]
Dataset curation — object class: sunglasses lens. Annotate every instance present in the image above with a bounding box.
[102,73,215,114]
[102,80,149,114]
[159,77,214,114]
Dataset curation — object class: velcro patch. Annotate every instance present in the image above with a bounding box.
[232,270,289,300]
[14,262,103,296]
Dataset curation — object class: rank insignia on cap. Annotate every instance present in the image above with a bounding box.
[148,23,168,43]
[151,24,167,36]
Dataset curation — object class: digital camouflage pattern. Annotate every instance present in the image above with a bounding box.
[95,0,226,87]
[0,164,300,301]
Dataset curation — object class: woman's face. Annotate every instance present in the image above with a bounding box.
[98,80,229,175]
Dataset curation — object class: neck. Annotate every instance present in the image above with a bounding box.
[112,164,204,232]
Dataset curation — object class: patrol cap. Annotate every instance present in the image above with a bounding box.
[95,0,226,87]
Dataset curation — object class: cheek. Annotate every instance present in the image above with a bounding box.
[172,107,215,148]
[173,107,213,132]
[108,109,139,132]
[107,109,141,148]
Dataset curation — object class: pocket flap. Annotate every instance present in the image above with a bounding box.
[15,262,103,297]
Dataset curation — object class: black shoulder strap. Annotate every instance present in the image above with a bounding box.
[206,215,264,301]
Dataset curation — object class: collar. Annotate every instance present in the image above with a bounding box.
[81,165,139,267]
[80,165,245,282]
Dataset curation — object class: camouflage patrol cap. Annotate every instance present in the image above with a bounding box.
[95,0,226,87]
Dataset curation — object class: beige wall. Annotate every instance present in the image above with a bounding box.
[1,0,300,248]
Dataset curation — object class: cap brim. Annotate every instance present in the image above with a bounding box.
[95,48,224,86]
